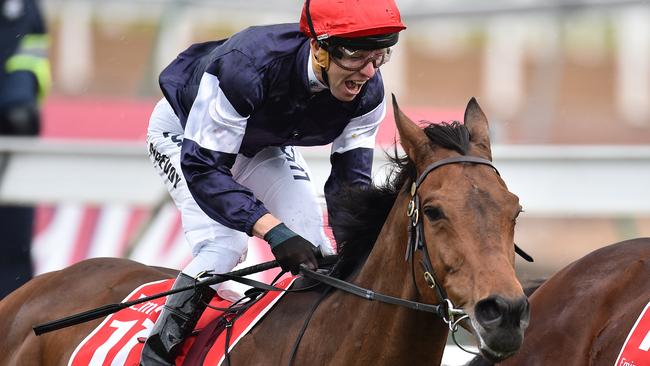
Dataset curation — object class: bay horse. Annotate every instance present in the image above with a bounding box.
[469,237,650,366]
[0,96,530,365]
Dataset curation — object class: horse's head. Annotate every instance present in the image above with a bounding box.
[393,95,529,362]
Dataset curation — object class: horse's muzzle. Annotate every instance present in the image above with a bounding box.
[472,295,530,361]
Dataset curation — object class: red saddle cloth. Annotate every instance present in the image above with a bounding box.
[68,276,296,366]
[615,301,650,366]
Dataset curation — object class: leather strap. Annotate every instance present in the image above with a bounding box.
[299,267,444,316]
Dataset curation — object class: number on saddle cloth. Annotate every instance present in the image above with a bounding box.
[68,277,297,366]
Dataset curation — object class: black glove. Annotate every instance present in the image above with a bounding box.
[265,224,318,275]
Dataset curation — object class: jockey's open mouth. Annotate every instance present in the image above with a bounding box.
[344,79,366,94]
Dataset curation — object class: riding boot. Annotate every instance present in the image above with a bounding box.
[140,273,215,366]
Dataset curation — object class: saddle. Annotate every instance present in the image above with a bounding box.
[68,277,298,366]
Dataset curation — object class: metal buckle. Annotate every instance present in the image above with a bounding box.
[441,299,466,328]
[407,199,415,217]
[423,271,436,289]
[445,299,479,356]
[407,199,419,226]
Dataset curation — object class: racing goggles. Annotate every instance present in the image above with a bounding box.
[329,47,392,72]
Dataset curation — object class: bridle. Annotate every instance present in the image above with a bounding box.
[406,155,499,301]
[405,155,499,353]
[297,155,505,356]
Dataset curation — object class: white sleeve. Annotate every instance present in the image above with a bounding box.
[331,99,386,155]
[183,72,248,153]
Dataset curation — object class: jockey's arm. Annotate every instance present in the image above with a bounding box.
[251,213,282,239]
[324,100,386,202]
[181,70,317,272]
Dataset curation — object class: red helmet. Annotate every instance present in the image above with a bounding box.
[300,0,406,50]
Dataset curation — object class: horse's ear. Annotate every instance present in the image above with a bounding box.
[392,94,429,163]
[464,97,493,161]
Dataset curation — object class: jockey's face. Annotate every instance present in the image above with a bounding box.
[310,40,378,102]
[327,56,377,102]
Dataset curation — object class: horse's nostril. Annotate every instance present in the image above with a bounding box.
[475,296,530,329]
[475,297,503,327]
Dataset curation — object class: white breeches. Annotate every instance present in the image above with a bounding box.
[146,99,334,289]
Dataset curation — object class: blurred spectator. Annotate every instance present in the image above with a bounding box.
[0,0,50,298]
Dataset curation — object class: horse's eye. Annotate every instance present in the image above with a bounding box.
[423,206,446,221]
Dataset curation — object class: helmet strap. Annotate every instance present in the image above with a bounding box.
[320,65,329,87]
[310,40,330,87]
[306,0,330,87]
[314,48,330,70]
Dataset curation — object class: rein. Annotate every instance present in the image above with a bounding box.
[299,267,460,318]
[32,257,335,336]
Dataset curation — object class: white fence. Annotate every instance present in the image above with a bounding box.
[2,137,649,216]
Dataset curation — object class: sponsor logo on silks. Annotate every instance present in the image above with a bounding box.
[281,147,310,181]
[163,132,183,147]
[149,142,182,189]
[129,295,164,315]
[615,301,650,366]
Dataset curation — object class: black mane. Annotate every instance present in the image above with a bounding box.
[328,121,470,278]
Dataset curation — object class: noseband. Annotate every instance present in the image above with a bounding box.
[406,155,498,335]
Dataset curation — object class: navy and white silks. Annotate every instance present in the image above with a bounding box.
[147,23,386,295]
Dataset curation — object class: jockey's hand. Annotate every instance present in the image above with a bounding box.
[264,223,318,275]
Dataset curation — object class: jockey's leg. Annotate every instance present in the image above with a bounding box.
[140,224,246,364]
[234,146,335,256]
[140,273,215,366]
[142,101,333,364]
[142,99,249,364]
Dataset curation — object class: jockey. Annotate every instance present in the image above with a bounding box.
[141,0,405,364]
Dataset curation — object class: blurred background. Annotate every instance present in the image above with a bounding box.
[1,0,649,363]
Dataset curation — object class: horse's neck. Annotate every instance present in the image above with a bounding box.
[354,194,413,294]
[335,192,449,363]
